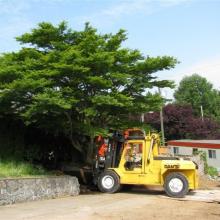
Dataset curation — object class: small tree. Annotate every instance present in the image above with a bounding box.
[145,104,220,141]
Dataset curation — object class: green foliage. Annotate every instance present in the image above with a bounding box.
[174,74,220,121]
[145,104,220,141]
[197,151,218,177]
[0,160,48,177]
[0,21,177,157]
[198,151,209,173]
[206,166,218,177]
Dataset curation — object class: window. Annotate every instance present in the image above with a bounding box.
[208,150,216,159]
[173,147,179,155]
[125,143,142,161]
[124,142,143,170]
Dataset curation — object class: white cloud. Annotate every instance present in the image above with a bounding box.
[0,0,72,16]
[187,58,220,85]
[77,0,193,27]
[0,0,30,15]
[102,0,151,18]
[77,0,151,27]
[171,56,220,90]
[153,56,220,100]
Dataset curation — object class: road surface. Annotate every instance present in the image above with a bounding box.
[0,189,220,220]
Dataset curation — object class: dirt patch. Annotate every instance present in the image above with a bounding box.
[199,175,220,189]
[89,196,220,220]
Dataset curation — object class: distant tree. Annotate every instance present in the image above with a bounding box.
[174,74,220,121]
[145,104,220,141]
[0,21,177,162]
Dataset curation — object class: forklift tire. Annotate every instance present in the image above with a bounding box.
[164,172,189,198]
[98,170,121,193]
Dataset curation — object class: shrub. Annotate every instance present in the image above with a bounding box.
[206,166,218,177]
[197,151,218,177]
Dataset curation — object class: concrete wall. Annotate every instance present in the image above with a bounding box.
[171,146,193,156]
[197,148,220,172]
[191,154,205,176]
[170,146,220,173]
[0,176,80,206]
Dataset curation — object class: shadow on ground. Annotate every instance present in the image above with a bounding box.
[80,184,166,196]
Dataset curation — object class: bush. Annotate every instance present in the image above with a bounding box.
[197,151,218,177]
[0,160,49,177]
[206,166,218,177]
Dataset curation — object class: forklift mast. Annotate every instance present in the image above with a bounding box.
[104,131,124,169]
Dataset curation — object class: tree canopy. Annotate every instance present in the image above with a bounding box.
[174,74,220,121]
[145,104,220,141]
[0,21,177,159]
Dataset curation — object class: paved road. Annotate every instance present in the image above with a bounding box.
[0,190,220,220]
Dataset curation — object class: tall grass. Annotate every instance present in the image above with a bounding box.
[0,160,49,178]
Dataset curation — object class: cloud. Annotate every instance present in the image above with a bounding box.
[77,0,193,27]
[0,0,72,16]
[0,0,30,15]
[153,55,220,100]
[102,0,151,18]
[177,57,220,89]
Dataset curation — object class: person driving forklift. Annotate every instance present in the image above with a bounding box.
[124,142,142,170]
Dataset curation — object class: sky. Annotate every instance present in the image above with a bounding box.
[0,0,220,98]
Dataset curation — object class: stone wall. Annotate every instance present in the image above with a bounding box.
[0,175,80,205]
[191,154,205,176]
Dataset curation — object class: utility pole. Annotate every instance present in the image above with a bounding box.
[195,79,204,122]
[200,105,204,121]
[158,88,165,146]
[140,113,144,123]
[160,106,165,146]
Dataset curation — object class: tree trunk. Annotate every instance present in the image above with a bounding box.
[64,111,85,156]
[86,137,95,165]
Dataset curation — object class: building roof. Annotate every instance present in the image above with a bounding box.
[167,140,220,149]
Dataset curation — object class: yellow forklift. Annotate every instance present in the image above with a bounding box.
[93,129,198,198]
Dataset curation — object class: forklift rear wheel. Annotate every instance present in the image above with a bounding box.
[98,171,120,193]
[164,172,189,198]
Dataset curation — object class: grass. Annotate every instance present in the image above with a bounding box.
[206,166,219,177]
[0,160,49,178]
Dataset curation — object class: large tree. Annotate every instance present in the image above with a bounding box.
[174,74,220,121]
[0,22,177,162]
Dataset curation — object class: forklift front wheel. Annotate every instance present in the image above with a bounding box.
[98,170,121,193]
[164,172,189,198]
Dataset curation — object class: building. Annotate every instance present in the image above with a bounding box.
[168,140,220,175]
